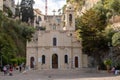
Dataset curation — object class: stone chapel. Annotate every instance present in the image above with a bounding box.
[26,3,88,70]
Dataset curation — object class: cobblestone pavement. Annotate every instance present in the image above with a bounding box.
[0,69,120,80]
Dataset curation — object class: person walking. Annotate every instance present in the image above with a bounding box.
[9,66,13,76]
[3,65,7,75]
[19,65,22,72]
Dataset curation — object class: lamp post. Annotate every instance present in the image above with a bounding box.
[108,42,113,67]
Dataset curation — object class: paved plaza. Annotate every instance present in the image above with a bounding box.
[0,69,120,80]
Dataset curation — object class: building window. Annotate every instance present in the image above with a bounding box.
[57,18,61,23]
[53,24,56,30]
[69,14,72,26]
[69,14,72,22]
[38,16,42,21]
[53,37,57,46]
[42,55,45,64]
[53,26,56,30]
[65,55,68,63]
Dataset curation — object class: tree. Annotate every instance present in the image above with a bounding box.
[3,5,13,17]
[76,8,108,65]
[110,0,120,15]
[112,32,120,66]
[0,11,35,65]
[104,59,112,72]
[112,32,120,47]
[99,0,120,19]
[20,0,35,23]
[104,26,116,43]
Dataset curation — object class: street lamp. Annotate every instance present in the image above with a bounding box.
[108,42,113,67]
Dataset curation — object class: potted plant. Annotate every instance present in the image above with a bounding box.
[104,59,112,72]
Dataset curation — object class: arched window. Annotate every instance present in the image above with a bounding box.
[69,14,72,22]
[42,55,45,64]
[75,56,78,68]
[30,57,35,68]
[64,55,68,63]
[53,37,57,46]
[38,16,42,21]
[69,14,72,26]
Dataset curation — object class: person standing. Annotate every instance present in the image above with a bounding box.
[111,66,115,74]
[3,65,7,75]
[19,65,22,72]
[9,66,13,76]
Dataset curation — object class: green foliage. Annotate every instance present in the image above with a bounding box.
[17,57,26,65]
[95,0,120,19]
[104,25,116,42]
[37,27,46,31]
[0,11,35,65]
[74,0,118,65]
[112,32,120,47]
[10,57,25,65]
[76,9,107,56]
[3,5,13,17]
[21,24,35,41]
[91,0,120,33]
[20,0,34,23]
[74,0,120,65]
[110,0,120,15]
[10,58,18,65]
[104,59,112,66]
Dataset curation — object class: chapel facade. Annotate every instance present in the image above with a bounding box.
[26,3,88,70]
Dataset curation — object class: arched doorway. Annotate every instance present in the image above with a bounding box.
[30,57,35,68]
[75,56,78,68]
[52,54,58,68]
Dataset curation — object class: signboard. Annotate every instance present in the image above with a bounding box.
[38,58,41,62]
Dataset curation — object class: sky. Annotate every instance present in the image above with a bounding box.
[15,0,66,15]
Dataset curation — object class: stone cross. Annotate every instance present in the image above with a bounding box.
[53,9,56,15]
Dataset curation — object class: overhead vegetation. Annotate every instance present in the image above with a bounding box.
[3,5,13,17]
[20,0,35,23]
[68,0,120,66]
[0,0,35,66]
[112,32,120,47]
[76,8,108,64]
[0,11,35,65]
